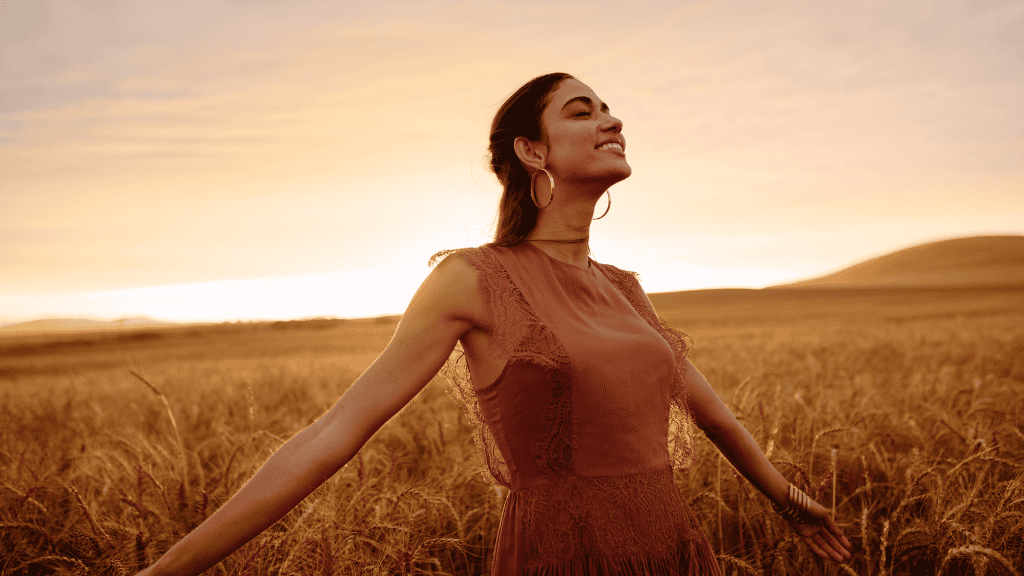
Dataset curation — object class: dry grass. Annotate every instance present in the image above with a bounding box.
[1,288,1022,575]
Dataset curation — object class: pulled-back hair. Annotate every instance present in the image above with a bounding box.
[429,73,573,267]
[488,72,574,247]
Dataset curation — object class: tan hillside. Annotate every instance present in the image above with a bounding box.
[774,235,1024,288]
[0,317,173,334]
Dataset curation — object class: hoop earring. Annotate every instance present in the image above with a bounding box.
[530,168,554,209]
[592,190,611,220]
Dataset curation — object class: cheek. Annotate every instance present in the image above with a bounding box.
[550,130,592,162]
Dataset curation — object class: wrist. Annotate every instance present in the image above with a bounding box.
[767,476,790,509]
[772,483,816,524]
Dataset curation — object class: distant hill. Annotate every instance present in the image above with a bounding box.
[4,236,1022,335]
[0,317,174,334]
[774,235,1024,288]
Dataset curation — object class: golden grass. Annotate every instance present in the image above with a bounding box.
[1,288,1022,575]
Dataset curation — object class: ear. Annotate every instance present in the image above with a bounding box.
[513,136,548,172]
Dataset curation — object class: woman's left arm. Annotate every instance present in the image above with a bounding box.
[682,358,853,562]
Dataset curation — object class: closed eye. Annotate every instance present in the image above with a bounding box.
[561,96,610,116]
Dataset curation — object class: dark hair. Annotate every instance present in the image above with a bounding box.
[488,72,574,247]
[428,73,574,268]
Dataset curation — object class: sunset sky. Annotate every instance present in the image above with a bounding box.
[2,0,1022,325]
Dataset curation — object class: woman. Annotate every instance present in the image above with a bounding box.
[138,73,852,575]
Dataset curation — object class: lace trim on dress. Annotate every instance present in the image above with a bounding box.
[440,339,511,486]
[509,469,719,573]
[435,246,575,485]
[601,264,699,472]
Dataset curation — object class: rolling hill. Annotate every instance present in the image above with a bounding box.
[3,235,1022,336]
[773,235,1024,289]
[0,317,174,334]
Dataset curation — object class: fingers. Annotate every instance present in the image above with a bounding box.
[826,516,854,553]
[819,530,851,562]
[808,531,848,563]
[798,521,853,563]
[819,517,853,561]
[805,531,845,563]
[802,532,829,560]
[807,524,853,562]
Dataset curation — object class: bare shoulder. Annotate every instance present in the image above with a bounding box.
[412,249,487,329]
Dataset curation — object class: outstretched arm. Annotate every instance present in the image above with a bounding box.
[139,254,482,576]
[683,359,853,562]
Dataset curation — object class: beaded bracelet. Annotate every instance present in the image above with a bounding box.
[772,483,818,524]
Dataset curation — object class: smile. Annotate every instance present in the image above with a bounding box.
[596,142,624,152]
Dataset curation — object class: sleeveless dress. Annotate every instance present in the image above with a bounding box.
[438,242,722,576]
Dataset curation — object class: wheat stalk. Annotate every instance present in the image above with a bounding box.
[939,545,1020,576]
[827,444,835,520]
[129,369,189,501]
[838,563,860,576]
[15,555,88,574]
[879,518,889,576]
[64,481,112,545]
[809,427,847,485]
[862,505,872,576]
[717,552,762,576]
[0,521,51,543]
[2,482,49,515]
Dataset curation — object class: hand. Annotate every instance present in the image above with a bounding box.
[785,498,853,563]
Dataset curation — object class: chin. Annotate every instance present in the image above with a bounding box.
[573,162,631,186]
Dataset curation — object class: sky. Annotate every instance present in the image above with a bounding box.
[2,0,1022,324]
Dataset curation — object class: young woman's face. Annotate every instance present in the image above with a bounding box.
[540,79,631,187]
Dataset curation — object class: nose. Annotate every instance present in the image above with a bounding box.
[601,112,623,134]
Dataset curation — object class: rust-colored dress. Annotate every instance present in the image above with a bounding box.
[441,243,721,575]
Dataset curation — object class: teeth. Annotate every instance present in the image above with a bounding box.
[597,142,622,151]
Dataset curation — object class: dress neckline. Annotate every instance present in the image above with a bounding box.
[521,241,593,271]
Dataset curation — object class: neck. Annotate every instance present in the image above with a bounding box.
[524,183,605,268]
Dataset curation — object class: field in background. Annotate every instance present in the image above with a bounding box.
[2,287,1023,575]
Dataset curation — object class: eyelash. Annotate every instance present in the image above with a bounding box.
[574,111,590,117]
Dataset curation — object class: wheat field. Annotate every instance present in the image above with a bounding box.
[2,287,1022,575]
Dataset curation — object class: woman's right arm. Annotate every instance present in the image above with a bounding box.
[141,253,482,576]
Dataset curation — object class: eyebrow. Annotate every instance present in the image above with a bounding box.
[560,96,610,113]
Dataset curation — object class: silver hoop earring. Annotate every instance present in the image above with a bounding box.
[593,190,611,220]
[530,168,554,209]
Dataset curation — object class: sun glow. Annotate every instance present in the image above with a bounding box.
[0,269,426,325]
